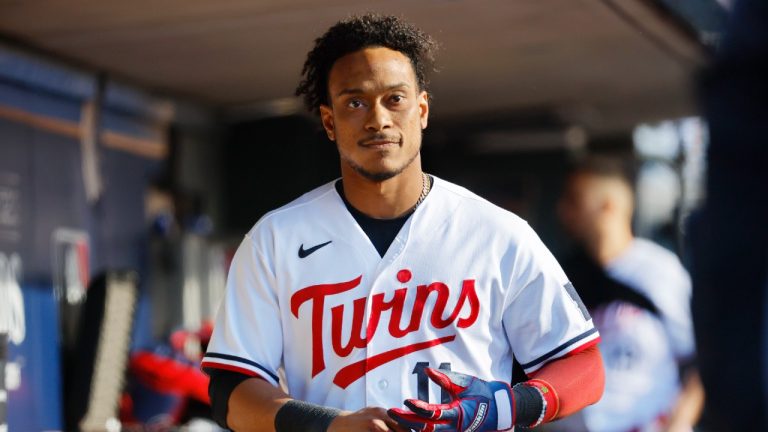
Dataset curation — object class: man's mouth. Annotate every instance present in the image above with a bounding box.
[360,136,401,148]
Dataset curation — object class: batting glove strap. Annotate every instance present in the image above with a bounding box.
[388,368,516,432]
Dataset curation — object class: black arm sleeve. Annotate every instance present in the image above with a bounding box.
[205,368,253,429]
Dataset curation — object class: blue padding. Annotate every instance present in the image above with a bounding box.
[0,80,82,123]
[0,45,172,123]
[101,109,161,139]
[104,81,170,121]
[7,284,64,432]
[0,46,95,101]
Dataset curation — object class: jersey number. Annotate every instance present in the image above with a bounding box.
[412,361,452,403]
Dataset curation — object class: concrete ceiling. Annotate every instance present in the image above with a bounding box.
[0,0,706,134]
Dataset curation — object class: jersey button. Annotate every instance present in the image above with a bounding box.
[378,379,389,390]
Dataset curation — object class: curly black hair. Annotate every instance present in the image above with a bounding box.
[296,13,438,115]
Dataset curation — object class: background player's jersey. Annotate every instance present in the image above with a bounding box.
[593,239,693,431]
[203,177,598,410]
[604,238,694,362]
[581,303,679,432]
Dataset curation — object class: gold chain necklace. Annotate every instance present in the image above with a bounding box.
[413,172,431,209]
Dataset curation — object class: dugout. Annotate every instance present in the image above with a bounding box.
[0,1,726,430]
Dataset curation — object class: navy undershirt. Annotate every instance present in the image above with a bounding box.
[333,179,418,257]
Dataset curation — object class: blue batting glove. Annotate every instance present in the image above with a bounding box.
[388,368,515,432]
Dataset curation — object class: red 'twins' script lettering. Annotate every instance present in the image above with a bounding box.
[289,270,480,387]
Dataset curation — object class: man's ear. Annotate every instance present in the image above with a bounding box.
[418,90,429,130]
[319,104,335,141]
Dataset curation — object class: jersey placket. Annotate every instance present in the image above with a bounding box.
[329,189,409,406]
[360,210,417,407]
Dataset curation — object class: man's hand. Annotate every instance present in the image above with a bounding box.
[388,368,514,432]
[329,407,410,432]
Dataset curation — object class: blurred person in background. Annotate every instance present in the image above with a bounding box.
[549,157,703,432]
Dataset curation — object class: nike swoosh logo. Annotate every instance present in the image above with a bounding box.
[298,240,332,258]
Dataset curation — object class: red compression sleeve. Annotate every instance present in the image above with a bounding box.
[527,344,605,421]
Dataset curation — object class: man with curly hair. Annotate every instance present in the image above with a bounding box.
[203,14,605,432]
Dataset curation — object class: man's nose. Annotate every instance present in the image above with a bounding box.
[365,102,393,131]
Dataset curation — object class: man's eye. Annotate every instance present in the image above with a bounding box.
[348,99,364,108]
[390,95,404,103]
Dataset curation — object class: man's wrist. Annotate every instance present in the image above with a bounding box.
[513,379,560,428]
[512,383,543,427]
[274,400,341,432]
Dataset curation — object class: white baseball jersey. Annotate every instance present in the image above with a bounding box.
[203,176,599,411]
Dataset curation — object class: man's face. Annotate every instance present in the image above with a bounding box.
[558,173,603,242]
[319,46,429,181]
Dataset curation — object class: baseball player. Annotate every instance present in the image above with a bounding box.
[554,158,702,431]
[203,14,605,432]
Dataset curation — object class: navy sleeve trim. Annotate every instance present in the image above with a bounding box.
[202,352,280,383]
[520,327,600,371]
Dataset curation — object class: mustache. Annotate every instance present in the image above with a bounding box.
[358,134,402,146]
